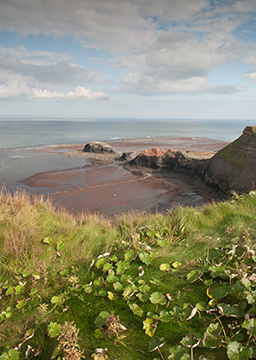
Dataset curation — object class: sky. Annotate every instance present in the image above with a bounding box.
[0,0,256,120]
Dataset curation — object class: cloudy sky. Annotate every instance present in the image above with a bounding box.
[0,0,256,119]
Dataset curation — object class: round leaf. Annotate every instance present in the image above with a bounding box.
[227,341,253,360]
[150,292,166,305]
[48,322,61,338]
[159,263,170,271]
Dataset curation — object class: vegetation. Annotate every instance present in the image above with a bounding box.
[1,189,256,359]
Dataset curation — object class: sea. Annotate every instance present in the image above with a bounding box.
[0,118,255,193]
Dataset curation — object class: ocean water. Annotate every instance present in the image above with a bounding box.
[0,118,255,192]
[1,118,255,150]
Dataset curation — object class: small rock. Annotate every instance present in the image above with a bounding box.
[83,141,116,154]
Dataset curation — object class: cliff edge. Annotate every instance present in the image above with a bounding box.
[203,126,256,191]
[129,126,256,193]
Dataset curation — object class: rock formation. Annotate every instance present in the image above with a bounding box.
[83,141,116,154]
[129,126,256,193]
[131,148,193,171]
[203,126,256,191]
[120,151,138,162]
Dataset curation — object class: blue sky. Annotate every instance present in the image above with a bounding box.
[0,0,256,119]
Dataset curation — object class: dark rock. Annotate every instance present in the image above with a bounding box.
[83,141,116,154]
[203,126,256,191]
[131,148,169,169]
[131,148,191,170]
[120,151,137,161]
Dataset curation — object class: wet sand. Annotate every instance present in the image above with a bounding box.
[22,137,229,216]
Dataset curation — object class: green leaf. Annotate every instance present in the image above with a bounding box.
[168,345,189,359]
[48,322,61,338]
[139,252,152,265]
[0,353,9,360]
[129,303,143,317]
[208,265,227,279]
[94,277,103,287]
[6,286,14,296]
[113,281,123,291]
[15,284,24,295]
[0,350,20,360]
[227,341,253,360]
[50,296,63,306]
[150,292,166,305]
[116,261,130,274]
[106,272,118,284]
[159,310,171,323]
[16,299,26,309]
[110,255,118,262]
[159,263,170,271]
[157,239,169,247]
[103,262,113,272]
[95,257,107,269]
[242,277,251,289]
[186,270,202,282]
[94,311,110,329]
[56,240,64,251]
[82,284,92,293]
[59,269,69,277]
[22,272,30,278]
[203,322,222,348]
[138,284,150,293]
[180,334,200,349]
[217,303,244,318]
[98,290,107,297]
[136,292,150,302]
[99,310,110,319]
[107,291,114,301]
[143,318,156,337]
[212,285,232,300]
[50,345,61,360]
[122,284,137,298]
[196,301,210,312]
[124,249,137,262]
[148,337,165,352]
[172,261,181,269]
[242,318,256,336]
[43,237,52,245]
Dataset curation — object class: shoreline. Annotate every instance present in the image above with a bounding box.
[19,136,229,216]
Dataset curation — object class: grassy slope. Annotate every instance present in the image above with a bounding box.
[0,190,256,359]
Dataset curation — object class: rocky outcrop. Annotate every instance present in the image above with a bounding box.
[129,126,256,193]
[131,148,195,171]
[131,148,169,168]
[203,126,256,191]
[83,141,116,154]
[120,151,138,162]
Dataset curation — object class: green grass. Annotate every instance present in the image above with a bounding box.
[1,190,256,359]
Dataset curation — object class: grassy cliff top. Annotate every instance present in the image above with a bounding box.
[1,190,256,360]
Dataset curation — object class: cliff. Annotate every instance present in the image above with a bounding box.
[203,126,256,191]
[130,126,256,193]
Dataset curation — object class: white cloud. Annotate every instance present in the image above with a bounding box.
[0,54,105,86]
[121,72,208,94]
[244,68,256,84]
[34,86,108,100]
[0,50,109,100]
[0,77,108,100]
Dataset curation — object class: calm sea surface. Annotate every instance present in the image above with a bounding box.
[0,118,255,150]
[0,118,255,192]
